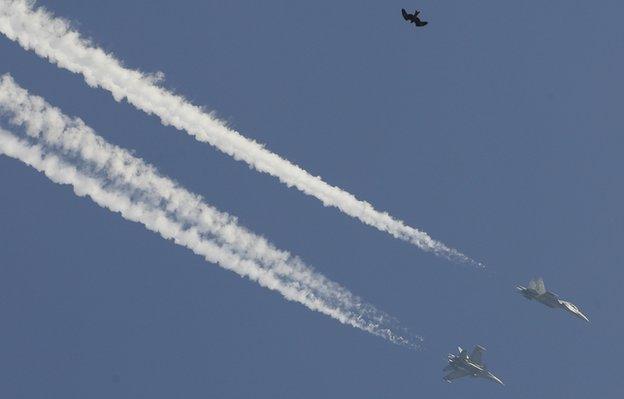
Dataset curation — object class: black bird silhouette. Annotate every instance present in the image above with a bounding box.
[401,8,428,27]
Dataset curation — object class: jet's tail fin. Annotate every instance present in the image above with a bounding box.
[458,347,468,359]
[528,277,547,294]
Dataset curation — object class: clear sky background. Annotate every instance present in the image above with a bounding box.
[1,1,623,398]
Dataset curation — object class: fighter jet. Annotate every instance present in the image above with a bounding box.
[443,345,505,386]
[517,278,589,322]
[401,8,428,27]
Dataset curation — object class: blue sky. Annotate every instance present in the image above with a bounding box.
[1,1,623,397]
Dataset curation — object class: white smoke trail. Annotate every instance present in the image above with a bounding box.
[0,73,344,299]
[0,0,480,266]
[0,78,420,348]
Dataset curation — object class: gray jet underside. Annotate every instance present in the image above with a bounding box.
[517,278,589,322]
[443,346,504,386]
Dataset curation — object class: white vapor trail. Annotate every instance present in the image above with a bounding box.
[0,75,420,348]
[0,0,480,266]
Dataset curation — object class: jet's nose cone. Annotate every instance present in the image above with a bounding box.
[485,372,505,386]
[490,375,505,386]
[560,300,589,322]
[570,310,590,322]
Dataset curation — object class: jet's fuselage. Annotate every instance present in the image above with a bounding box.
[517,282,589,322]
[517,287,560,307]
[450,358,484,376]
[444,347,505,386]
[536,292,561,308]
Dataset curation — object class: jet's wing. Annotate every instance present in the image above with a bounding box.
[443,369,470,382]
[469,345,486,366]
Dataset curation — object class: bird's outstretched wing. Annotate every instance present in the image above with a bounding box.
[402,8,411,21]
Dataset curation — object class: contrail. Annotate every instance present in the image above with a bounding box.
[0,76,420,348]
[0,73,347,299]
[0,0,481,267]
